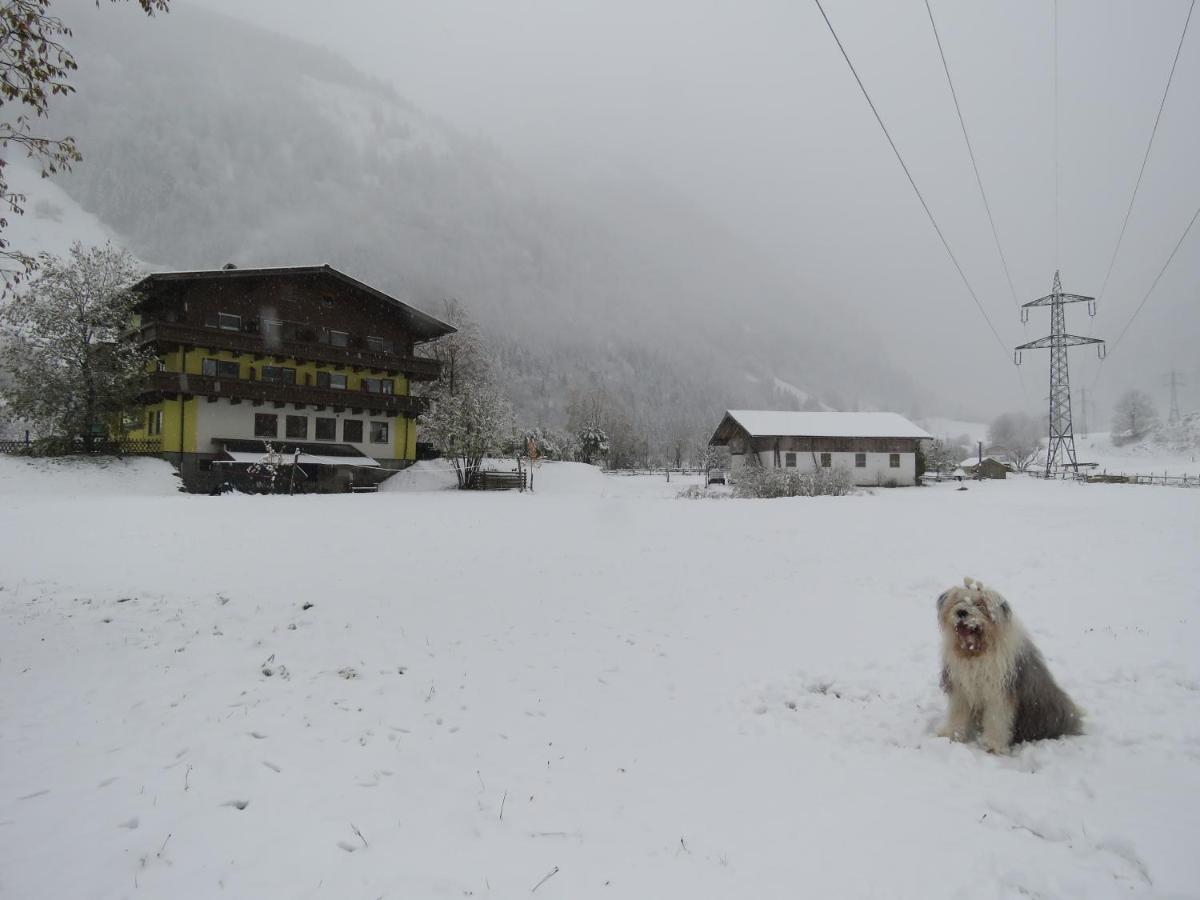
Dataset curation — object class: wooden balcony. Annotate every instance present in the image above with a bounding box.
[135,321,442,381]
[146,371,429,417]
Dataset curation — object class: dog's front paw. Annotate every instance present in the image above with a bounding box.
[936,722,963,741]
[980,735,1012,755]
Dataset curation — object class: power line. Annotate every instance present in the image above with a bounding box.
[1090,199,1200,390]
[810,0,1012,363]
[1094,0,1195,305]
[923,0,1021,312]
[1108,201,1200,351]
[1053,0,1060,269]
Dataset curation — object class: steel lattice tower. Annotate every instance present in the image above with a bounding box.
[1166,370,1183,425]
[1015,271,1106,478]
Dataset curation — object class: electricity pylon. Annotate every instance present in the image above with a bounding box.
[1165,370,1184,426]
[1014,271,1106,478]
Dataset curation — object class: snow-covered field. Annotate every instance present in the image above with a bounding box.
[1,457,1198,899]
[1076,431,1200,479]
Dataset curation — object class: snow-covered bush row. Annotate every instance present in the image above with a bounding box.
[731,463,855,498]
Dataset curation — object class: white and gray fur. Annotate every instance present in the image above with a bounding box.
[936,577,1082,753]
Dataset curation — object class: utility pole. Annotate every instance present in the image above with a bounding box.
[1165,370,1184,426]
[1015,271,1105,478]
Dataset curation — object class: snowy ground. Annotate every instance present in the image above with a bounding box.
[1,457,1198,899]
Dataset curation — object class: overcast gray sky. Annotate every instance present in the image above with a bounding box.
[190,0,1199,421]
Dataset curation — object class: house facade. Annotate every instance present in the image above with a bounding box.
[709,410,931,486]
[124,265,454,491]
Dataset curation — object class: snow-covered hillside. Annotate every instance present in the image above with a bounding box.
[1,465,1197,898]
[1,159,122,260]
[1076,425,1200,478]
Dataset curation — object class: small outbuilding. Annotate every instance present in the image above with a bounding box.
[708,410,931,486]
[959,456,1012,480]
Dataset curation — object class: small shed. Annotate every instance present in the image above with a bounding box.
[959,456,1012,480]
[708,410,931,486]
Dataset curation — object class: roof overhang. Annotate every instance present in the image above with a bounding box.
[710,410,932,445]
[215,439,382,468]
[133,264,456,342]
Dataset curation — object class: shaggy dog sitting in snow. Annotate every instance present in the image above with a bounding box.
[936,577,1082,753]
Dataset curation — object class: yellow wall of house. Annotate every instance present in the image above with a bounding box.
[133,345,415,459]
[127,398,197,452]
[394,413,418,461]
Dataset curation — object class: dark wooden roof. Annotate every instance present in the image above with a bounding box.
[133,265,456,342]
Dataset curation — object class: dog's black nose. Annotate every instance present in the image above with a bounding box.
[956,609,968,619]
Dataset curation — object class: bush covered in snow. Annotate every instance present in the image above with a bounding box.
[732,463,855,498]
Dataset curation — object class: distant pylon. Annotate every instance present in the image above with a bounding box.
[1078,385,1089,436]
[1165,370,1184,425]
[1014,271,1106,478]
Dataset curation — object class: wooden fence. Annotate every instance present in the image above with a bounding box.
[1085,471,1198,488]
[0,438,163,456]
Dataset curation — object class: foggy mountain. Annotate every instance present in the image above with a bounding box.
[40,2,926,459]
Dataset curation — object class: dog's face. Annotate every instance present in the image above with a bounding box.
[937,582,1011,657]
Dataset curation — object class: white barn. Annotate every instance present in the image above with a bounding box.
[709,410,932,486]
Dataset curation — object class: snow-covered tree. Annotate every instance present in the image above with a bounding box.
[0,242,150,451]
[418,302,512,489]
[575,424,609,466]
[1111,389,1158,445]
[419,369,512,489]
[987,412,1043,472]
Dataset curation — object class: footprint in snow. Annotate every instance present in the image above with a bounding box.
[336,841,358,853]
[222,800,250,811]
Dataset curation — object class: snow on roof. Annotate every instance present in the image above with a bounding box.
[959,455,1009,467]
[724,410,931,439]
[217,450,381,468]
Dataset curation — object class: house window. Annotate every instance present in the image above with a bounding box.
[321,296,335,309]
[316,371,347,390]
[202,358,240,379]
[370,421,389,444]
[855,452,866,468]
[890,453,901,468]
[147,409,163,435]
[261,366,296,384]
[343,419,363,443]
[254,414,278,438]
[785,452,797,468]
[218,313,242,331]
[285,415,308,439]
[363,377,394,395]
[366,336,393,354]
[314,417,336,441]
[820,452,831,468]
[326,329,349,348]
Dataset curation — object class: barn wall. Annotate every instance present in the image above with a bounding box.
[730,439,920,486]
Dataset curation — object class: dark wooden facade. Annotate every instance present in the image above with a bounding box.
[132,265,453,380]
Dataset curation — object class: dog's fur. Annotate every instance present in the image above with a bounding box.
[936,577,1082,753]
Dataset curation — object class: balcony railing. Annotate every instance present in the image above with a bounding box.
[147,371,428,417]
[135,321,442,381]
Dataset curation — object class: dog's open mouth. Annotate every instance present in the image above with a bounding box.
[955,622,984,651]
